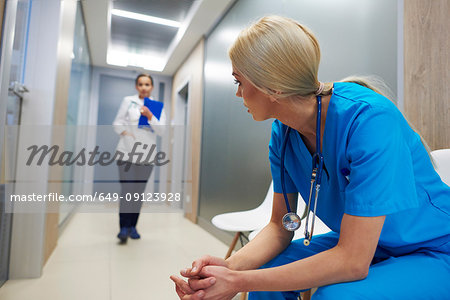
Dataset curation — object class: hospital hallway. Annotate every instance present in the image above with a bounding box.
[0,212,242,300]
[0,0,448,299]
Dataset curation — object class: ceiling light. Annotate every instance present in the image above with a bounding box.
[107,50,165,72]
[111,9,180,28]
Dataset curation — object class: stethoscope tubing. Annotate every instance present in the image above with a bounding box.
[280,95,324,245]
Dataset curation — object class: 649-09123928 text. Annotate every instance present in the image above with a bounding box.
[9,192,182,203]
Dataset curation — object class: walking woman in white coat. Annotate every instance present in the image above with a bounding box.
[113,74,166,243]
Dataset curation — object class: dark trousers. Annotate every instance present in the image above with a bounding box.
[117,161,153,228]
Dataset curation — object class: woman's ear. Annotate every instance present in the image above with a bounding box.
[268,88,283,103]
[269,95,280,103]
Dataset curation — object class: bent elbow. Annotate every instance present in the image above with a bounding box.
[348,262,369,281]
[357,267,369,280]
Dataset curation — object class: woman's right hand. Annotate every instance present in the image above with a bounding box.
[181,255,229,278]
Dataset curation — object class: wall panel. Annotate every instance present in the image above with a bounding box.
[170,39,205,223]
[404,0,449,150]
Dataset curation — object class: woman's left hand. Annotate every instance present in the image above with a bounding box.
[188,265,240,300]
[140,106,153,120]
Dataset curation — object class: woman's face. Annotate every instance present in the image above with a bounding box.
[135,76,153,98]
[232,69,274,121]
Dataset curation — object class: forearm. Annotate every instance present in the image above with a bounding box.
[235,245,367,292]
[226,222,293,271]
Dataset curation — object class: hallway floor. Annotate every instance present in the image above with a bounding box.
[0,212,240,300]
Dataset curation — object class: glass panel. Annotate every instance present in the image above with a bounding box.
[59,2,92,225]
[0,0,31,288]
[10,0,30,84]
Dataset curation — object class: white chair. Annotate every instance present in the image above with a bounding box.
[431,149,450,185]
[211,181,274,259]
[211,181,332,257]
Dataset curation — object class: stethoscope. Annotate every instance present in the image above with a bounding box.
[280,95,324,246]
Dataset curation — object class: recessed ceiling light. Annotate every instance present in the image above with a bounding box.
[107,50,165,72]
[111,9,180,28]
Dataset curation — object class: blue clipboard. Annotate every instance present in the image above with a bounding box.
[138,98,163,128]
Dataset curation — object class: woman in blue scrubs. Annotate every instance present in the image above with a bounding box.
[170,15,450,299]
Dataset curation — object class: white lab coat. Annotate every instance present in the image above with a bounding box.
[112,94,166,164]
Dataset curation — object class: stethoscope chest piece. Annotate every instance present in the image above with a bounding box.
[282,212,301,231]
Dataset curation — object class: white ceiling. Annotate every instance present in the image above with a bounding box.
[81,0,235,76]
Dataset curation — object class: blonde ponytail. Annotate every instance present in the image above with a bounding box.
[339,75,395,101]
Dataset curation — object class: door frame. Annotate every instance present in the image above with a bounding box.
[0,0,5,43]
[0,0,19,288]
[171,76,192,213]
[0,0,19,140]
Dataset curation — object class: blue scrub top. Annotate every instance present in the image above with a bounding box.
[269,82,450,256]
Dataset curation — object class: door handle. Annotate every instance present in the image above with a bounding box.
[8,81,29,97]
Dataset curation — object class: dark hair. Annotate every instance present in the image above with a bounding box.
[135,73,153,86]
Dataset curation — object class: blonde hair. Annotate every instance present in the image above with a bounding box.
[228,15,390,98]
[228,15,325,97]
[228,15,434,162]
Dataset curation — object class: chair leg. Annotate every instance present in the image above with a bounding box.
[301,289,312,300]
[225,232,241,259]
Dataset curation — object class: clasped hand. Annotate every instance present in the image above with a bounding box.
[170,255,239,300]
[140,105,153,120]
